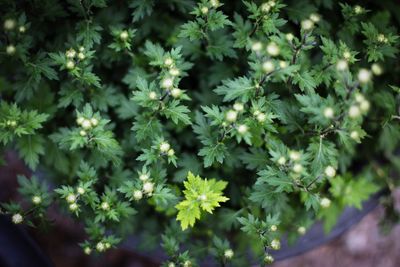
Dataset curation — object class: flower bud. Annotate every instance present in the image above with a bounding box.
[164,57,174,66]
[323,107,334,119]
[77,187,85,194]
[320,197,331,208]
[119,30,129,41]
[171,88,182,98]
[80,130,87,136]
[371,63,383,76]
[251,42,262,52]
[237,124,248,134]
[143,182,154,194]
[139,173,149,181]
[262,60,275,73]
[277,156,286,165]
[350,130,359,140]
[224,249,234,259]
[81,119,92,129]
[167,148,175,156]
[324,166,336,178]
[101,202,110,211]
[161,77,174,89]
[69,203,78,211]
[225,110,238,122]
[66,193,76,203]
[348,105,361,118]
[149,91,157,100]
[4,19,16,30]
[270,225,277,232]
[12,213,23,224]
[256,112,266,122]
[96,242,105,252]
[357,69,371,84]
[266,42,280,56]
[301,19,314,30]
[66,60,75,70]
[289,151,301,161]
[264,254,274,264]
[90,118,98,126]
[32,195,42,204]
[298,226,306,235]
[336,59,348,71]
[271,239,281,250]
[6,45,16,55]
[159,142,171,152]
[293,163,303,173]
[133,190,143,200]
[233,102,244,112]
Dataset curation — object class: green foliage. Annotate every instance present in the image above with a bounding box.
[176,172,229,230]
[1,0,399,265]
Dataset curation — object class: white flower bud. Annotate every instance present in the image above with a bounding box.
[66,194,76,203]
[81,119,92,129]
[169,68,180,76]
[159,142,171,152]
[90,118,98,126]
[323,107,334,119]
[183,260,192,267]
[69,203,78,211]
[78,52,85,60]
[354,5,363,14]
[32,195,42,204]
[6,45,16,55]
[84,247,92,255]
[261,3,271,13]
[171,88,182,98]
[277,156,286,165]
[143,182,154,194]
[270,225,277,232]
[336,59,348,71]
[237,124,248,134]
[266,42,280,56]
[224,249,234,259]
[119,30,129,41]
[210,0,219,7]
[325,166,336,177]
[251,42,262,52]
[9,120,17,127]
[201,6,209,14]
[301,19,314,30]
[79,46,85,52]
[354,93,365,103]
[256,112,266,122]
[371,63,383,76]
[225,110,238,122]
[285,33,294,42]
[279,61,288,68]
[12,213,23,224]
[76,116,85,125]
[164,57,174,66]
[298,226,306,235]
[149,91,157,100]
[4,19,16,30]
[360,100,370,112]
[377,34,387,43]
[161,77,174,89]
[309,13,320,22]
[66,48,76,58]
[19,26,26,33]
[343,51,351,60]
[77,187,85,194]
[264,254,274,264]
[357,69,371,84]
[262,60,275,73]
[289,151,301,161]
[66,60,75,70]
[167,148,175,156]
[350,130,359,140]
[79,130,87,137]
[168,263,176,267]
[139,173,149,181]
[233,102,244,112]
[320,197,331,208]
[96,242,105,252]
[133,190,143,200]
[293,163,303,173]
[101,202,110,211]
[271,239,281,250]
[348,105,361,118]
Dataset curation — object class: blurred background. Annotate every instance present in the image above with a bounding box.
[1,151,400,267]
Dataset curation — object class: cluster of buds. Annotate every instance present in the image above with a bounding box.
[96,241,111,252]
[288,150,303,174]
[261,0,276,13]
[4,119,17,127]
[353,5,365,15]
[301,13,320,31]
[3,18,27,55]
[76,115,99,136]
[264,254,274,264]
[137,171,155,197]
[66,192,79,211]
[65,46,86,70]
[377,33,389,44]
[348,92,370,119]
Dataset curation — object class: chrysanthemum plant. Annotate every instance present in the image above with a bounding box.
[1,0,399,266]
